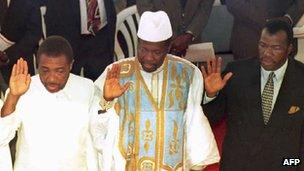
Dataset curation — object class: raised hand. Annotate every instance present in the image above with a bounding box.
[9,58,31,96]
[201,57,233,98]
[103,64,130,101]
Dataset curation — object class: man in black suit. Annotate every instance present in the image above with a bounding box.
[202,20,304,170]
[45,0,116,81]
[0,0,42,84]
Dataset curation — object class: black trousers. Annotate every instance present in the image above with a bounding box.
[72,26,113,81]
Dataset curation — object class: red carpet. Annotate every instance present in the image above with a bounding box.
[204,119,227,171]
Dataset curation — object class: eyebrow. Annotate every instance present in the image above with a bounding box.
[40,66,65,70]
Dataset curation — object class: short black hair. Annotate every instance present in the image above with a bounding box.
[37,36,73,62]
[263,19,294,45]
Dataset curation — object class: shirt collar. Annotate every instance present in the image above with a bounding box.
[261,59,288,82]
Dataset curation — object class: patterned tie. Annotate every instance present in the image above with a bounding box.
[86,0,101,35]
[262,72,275,125]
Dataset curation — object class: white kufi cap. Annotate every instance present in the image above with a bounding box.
[137,11,172,42]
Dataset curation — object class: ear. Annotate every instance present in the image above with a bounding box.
[69,60,74,71]
[287,43,293,56]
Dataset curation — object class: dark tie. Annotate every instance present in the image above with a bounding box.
[262,72,275,125]
[86,0,101,35]
[0,0,7,27]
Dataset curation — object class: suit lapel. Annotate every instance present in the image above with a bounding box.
[267,59,297,126]
[245,59,265,126]
[70,0,80,20]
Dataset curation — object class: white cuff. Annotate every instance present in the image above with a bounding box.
[99,98,114,113]
[203,94,217,104]
[284,14,293,25]
[0,34,14,51]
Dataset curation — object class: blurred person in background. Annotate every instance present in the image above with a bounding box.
[226,0,304,60]
[45,0,116,81]
[137,0,215,57]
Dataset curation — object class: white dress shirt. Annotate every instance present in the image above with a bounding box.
[90,55,220,171]
[0,74,98,171]
[79,0,107,34]
[260,60,288,112]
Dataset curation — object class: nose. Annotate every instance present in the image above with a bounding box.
[46,72,56,83]
[263,46,273,56]
[143,52,155,62]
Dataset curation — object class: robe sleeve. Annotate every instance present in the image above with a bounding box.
[0,93,21,147]
[90,64,120,170]
[0,101,13,171]
[184,67,220,170]
[0,145,13,171]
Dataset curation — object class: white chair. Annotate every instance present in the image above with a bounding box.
[294,15,304,63]
[40,6,47,40]
[114,5,140,61]
[32,6,47,75]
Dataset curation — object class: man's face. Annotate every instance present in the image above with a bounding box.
[137,39,169,72]
[258,29,292,71]
[38,54,72,93]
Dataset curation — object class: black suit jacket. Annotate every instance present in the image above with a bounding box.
[0,0,42,81]
[45,0,116,58]
[203,58,304,171]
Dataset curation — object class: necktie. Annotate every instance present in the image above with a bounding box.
[0,0,7,27]
[262,72,275,125]
[86,0,101,35]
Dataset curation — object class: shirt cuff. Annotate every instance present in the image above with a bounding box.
[185,31,195,41]
[0,34,14,51]
[98,98,114,114]
[203,94,217,104]
[284,14,293,25]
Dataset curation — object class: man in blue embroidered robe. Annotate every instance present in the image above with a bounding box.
[90,11,220,171]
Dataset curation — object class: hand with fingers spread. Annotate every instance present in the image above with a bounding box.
[201,57,233,98]
[9,58,31,96]
[103,64,130,101]
[1,58,31,117]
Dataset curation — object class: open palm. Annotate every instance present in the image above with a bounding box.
[103,64,130,101]
[9,58,31,96]
[201,57,233,97]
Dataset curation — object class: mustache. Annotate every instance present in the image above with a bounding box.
[45,83,60,86]
[142,62,156,66]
